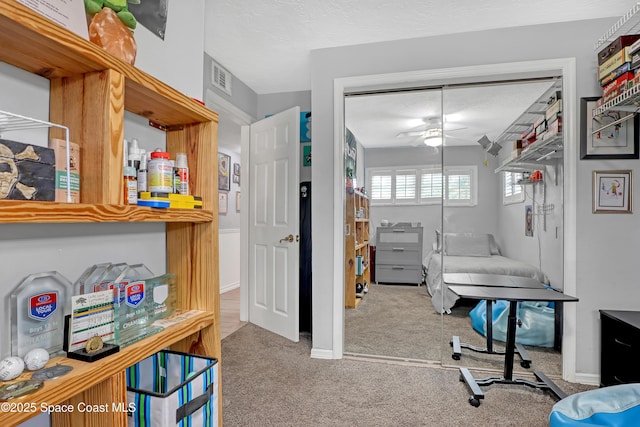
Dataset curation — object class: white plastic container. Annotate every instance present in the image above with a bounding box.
[148,151,173,193]
[175,152,189,195]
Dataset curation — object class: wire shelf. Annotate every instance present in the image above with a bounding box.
[0,110,72,202]
[594,3,640,51]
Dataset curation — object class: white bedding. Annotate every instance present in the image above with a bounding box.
[424,252,549,314]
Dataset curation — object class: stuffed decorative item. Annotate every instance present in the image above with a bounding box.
[85,0,139,65]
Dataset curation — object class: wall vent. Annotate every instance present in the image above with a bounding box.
[212,60,232,96]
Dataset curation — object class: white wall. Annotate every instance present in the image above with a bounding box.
[219,229,241,292]
[310,17,635,380]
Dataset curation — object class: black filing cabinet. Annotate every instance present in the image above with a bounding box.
[600,310,640,387]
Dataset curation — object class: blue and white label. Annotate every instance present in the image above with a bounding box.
[29,292,58,320]
[125,281,145,308]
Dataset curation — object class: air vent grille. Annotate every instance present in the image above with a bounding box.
[212,60,232,96]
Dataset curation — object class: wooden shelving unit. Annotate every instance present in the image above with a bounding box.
[0,2,220,425]
[345,187,370,308]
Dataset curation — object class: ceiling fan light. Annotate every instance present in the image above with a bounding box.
[424,136,442,147]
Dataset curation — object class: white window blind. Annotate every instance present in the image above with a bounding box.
[395,170,417,200]
[370,171,392,201]
[503,171,524,204]
[367,165,476,206]
[420,170,443,200]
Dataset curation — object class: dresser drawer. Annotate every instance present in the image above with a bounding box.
[376,265,422,284]
[600,311,640,386]
[376,247,421,265]
[377,228,422,244]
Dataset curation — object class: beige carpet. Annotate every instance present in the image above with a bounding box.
[221,323,594,426]
[345,283,562,377]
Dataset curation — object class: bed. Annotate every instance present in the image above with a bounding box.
[423,232,548,314]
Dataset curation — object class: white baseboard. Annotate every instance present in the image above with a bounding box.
[572,373,600,386]
[310,348,336,359]
[221,282,240,294]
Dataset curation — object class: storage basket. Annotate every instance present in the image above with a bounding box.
[126,350,218,426]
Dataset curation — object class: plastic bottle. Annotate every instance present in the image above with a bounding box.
[128,138,142,170]
[123,165,138,204]
[148,151,173,193]
[175,152,189,195]
[137,149,147,193]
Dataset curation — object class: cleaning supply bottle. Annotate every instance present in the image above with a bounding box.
[175,152,189,195]
[148,150,173,193]
[137,149,147,193]
[122,140,137,204]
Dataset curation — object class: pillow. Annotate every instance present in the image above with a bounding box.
[444,234,492,257]
[435,230,500,255]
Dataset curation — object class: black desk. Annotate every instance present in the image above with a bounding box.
[444,273,547,367]
[448,284,578,407]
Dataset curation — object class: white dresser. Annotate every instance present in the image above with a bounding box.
[375,225,423,284]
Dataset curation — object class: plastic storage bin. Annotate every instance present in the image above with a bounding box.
[126,350,218,426]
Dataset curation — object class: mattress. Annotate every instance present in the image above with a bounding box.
[424,252,548,314]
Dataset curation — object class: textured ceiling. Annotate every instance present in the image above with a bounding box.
[205,0,632,95]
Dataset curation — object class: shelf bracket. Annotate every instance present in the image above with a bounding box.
[591,112,636,136]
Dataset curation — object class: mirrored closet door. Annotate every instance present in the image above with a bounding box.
[343,88,444,362]
[439,78,564,378]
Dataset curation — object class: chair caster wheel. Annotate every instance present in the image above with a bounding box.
[521,361,530,369]
[449,340,453,347]
[469,397,480,407]
[459,374,464,382]
[452,354,460,361]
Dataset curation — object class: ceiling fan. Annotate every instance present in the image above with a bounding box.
[396,117,467,147]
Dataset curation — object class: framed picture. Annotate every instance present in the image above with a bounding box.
[218,153,231,191]
[525,205,533,237]
[232,174,240,184]
[593,170,632,213]
[236,191,241,213]
[580,97,639,159]
[218,191,228,215]
[233,162,240,176]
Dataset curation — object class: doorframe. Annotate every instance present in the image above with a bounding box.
[205,89,255,322]
[332,58,578,381]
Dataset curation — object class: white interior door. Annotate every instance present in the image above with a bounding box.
[247,106,300,342]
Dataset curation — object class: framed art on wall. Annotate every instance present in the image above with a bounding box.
[218,153,231,191]
[580,97,639,159]
[593,170,632,213]
[218,192,228,215]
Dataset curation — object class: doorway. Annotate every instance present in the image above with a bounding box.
[334,58,577,381]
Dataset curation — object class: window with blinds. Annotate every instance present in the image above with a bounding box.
[503,171,524,204]
[367,165,477,206]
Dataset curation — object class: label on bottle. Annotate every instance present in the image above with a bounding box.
[177,167,189,195]
[126,178,138,204]
[137,169,147,193]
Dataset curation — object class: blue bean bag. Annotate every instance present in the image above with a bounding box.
[549,384,640,426]
[469,300,556,347]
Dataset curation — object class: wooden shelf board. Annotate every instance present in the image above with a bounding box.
[354,297,363,308]
[0,1,218,127]
[355,219,369,223]
[355,242,368,250]
[0,202,214,223]
[0,310,215,425]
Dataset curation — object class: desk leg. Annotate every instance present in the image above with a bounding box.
[503,301,518,380]
[459,367,484,407]
[486,300,493,353]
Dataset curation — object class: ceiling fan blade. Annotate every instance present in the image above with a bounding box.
[397,130,426,138]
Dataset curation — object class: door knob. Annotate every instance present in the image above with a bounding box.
[280,234,294,243]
